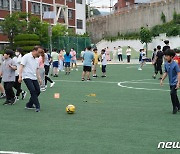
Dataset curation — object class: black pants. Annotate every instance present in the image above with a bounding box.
[118,54,123,61]
[44,65,53,85]
[24,79,40,109]
[4,82,15,101]
[13,76,22,96]
[156,62,163,75]
[170,85,180,110]
[127,55,131,63]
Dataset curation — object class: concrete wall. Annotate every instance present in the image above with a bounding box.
[96,34,180,53]
[87,0,180,43]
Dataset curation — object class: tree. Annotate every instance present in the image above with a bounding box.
[52,24,68,39]
[0,12,27,48]
[140,27,152,57]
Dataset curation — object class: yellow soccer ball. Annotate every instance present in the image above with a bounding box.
[66,105,75,114]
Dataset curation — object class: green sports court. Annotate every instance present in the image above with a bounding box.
[0,64,180,154]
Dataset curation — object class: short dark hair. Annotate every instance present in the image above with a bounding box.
[87,46,92,50]
[154,48,157,51]
[175,49,180,53]
[164,40,169,45]
[157,45,161,50]
[93,48,97,51]
[33,46,42,51]
[52,48,57,52]
[101,49,105,53]
[16,47,23,54]
[5,49,14,58]
[164,49,175,57]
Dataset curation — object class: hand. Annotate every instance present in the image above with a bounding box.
[176,83,180,89]
[18,76,22,83]
[160,80,163,86]
[39,79,42,85]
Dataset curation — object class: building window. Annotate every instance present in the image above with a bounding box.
[0,0,9,9]
[68,9,73,19]
[76,0,82,4]
[67,0,73,2]
[42,4,50,13]
[31,2,40,15]
[77,19,83,29]
[12,0,22,11]
[60,10,64,19]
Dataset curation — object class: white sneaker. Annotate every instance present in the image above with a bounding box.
[71,69,73,71]
[76,68,78,71]
[40,88,46,92]
[138,68,142,71]
[45,85,47,88]
[50,82,55,88]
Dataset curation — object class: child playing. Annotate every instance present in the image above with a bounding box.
[64,52,72,75]
[173,49,180,67]
[13,48,27,100]
[152,45,164,79]
[70,48,78,71]
[138,49,146,70]
[92,48,99,78]
[0,49,17,105]
[101,49,107,77]
[160,49,180,114]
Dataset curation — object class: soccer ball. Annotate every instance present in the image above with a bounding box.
[66,105,75,114]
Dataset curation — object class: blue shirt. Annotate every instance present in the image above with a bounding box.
[64,54,72,63]
[165,61,180,86]
[83,51,94,66]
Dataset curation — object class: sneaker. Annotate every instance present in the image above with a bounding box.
[87,78,91,81]
[82,78,85,81]
[9,97,17,105]
[40,87,46,92]
[158,77,162,80]
[50,82,55,88]
[3,101,10,105]
[76,68,78,71]
[0,93,6,99]
[22,91,27,100]
[101,75,106,78]
[173,108,178,114]
[45,85,47,89]
[138,68,142,71]
[25,106,35,110]
[35,108,40,112]
[152,75,156,79]
[16,96,19,101]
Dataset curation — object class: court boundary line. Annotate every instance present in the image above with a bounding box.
[0,151,32,154]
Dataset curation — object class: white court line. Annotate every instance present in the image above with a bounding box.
[0,151,32,154]
[53,79,118,84]
[118,81,170,92]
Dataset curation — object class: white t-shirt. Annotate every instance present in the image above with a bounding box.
[21,52,39,80]
[118,48,122,55]
[102,53,107,65]
[13,54,22,76]
[126,48,131,56]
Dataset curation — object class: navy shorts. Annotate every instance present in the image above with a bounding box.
[102,65,106,73]
[65,62,70,67]
[53,61,58,68]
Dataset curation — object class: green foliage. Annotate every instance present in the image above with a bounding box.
[52,24,68,39]
[140,27,152,44]
[14,34,40,53]
[161,12,166,23]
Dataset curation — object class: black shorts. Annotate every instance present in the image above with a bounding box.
[65,62,70,67]
[0,77,2,83]
[102,65,106,73]
[83,66,91,72]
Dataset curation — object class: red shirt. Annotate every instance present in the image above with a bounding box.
[173,55,180,67]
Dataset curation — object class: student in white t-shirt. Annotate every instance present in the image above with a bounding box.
[101,49,107,77]
[126,46,131,63]
[117,46,123,62]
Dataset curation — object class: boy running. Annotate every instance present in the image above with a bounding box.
[160,49,180,114]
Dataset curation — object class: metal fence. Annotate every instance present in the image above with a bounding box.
[42,36,91,58]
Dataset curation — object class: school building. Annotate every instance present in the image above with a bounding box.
[0,0,86,50]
